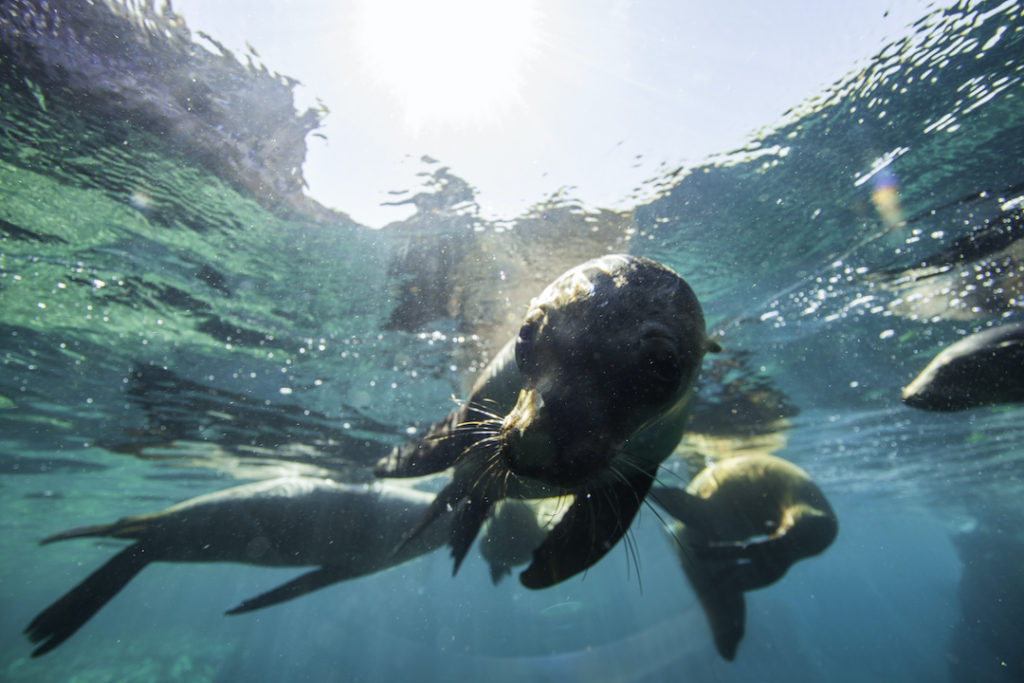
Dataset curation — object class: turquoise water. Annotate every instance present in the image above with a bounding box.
[1,1,1022,681]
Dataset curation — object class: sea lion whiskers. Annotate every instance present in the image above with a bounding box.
[589,476,644,590]
[427,415,501,445]
[606,464,648,584]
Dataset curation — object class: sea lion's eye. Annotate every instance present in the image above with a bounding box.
[516,313,542,371]
[643,338,682,386]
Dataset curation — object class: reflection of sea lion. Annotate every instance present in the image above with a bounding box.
[25,478,452,657]
[652,454,838,661]
[376,255,719,588]
[902,322,1024,411]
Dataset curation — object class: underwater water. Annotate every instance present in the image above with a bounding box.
[1,0,1023,681]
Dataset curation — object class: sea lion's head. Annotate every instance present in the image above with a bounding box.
[499,254,717,488]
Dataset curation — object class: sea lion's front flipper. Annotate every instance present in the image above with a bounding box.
[374,406,467,477]
[449,489,493,576]
[650,485,711,528]
[697,583,746,661]
[519,468,655,589]
[696,538,794,592]
[226,566,349,615]
[675,542,746,660]
[387,476,469,562]
[25,543,152,657]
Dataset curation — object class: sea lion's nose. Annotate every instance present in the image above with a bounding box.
[502,389,559,477]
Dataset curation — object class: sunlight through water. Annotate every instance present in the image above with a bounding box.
[352,0,543,131]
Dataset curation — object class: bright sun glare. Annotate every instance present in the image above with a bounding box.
[352,0,541,131]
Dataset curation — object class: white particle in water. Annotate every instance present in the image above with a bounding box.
[279,387,292,395]
[879,329,895,339]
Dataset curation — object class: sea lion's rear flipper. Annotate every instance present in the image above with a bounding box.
[25,543,152,657]
[519,468,655,589]
[226,566,349,615]
[649,485,711,528]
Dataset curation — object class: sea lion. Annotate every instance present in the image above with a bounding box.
[25,478,453,657]
[477,498,563,585]
[902,322,1024,411]
[376,254,720,589]
[652,454,838,661]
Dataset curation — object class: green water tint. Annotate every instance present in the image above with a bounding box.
[1,57,412,474]
[1,61,390,362]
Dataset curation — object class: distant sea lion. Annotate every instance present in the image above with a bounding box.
[652,454,838,661]
[25,478,453,657]
[902,322,1024,411]
[376,254,719,588]
[477,498,561,585]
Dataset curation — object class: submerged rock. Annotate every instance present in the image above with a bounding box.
[0,0,336,221]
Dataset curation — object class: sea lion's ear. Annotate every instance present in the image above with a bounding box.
[705,338,723,354]
[519,467,655,589]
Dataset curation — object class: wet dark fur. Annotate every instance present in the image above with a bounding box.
[377,255,716,588]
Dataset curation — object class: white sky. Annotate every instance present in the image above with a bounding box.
[171,0,933,227]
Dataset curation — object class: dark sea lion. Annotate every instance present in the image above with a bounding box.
[25,478,452,657]
[376,254,719,588]
[902,322,1024,411]
[652,454,838,661]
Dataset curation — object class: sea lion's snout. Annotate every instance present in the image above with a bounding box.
[497,254,712,490]
[500,387,610,487]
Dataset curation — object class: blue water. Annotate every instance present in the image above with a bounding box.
[1,1,1022,681]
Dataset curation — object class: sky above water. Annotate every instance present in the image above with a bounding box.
[171,0,933,227]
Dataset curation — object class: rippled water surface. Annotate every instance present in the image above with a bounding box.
[1,1,1022,681]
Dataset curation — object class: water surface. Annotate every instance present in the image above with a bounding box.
[1,1,1022,681]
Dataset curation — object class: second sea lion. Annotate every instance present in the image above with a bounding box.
[26,478,452,656]
[652,454,838,661]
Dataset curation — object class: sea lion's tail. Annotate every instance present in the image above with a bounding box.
[25,543,152,656]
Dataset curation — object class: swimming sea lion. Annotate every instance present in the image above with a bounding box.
[902,322,1024,411]
[477,498,562,585]
[376,254,720,589]
[652,454,838,661]
[25,478,452,657]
